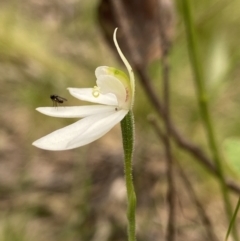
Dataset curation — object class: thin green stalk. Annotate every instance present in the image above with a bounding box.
[121,110,137,241]
[225,197,240,241]
[181,0,238,240]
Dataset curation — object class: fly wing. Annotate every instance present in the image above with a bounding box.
[56,96,67,102]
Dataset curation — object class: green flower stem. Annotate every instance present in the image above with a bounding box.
[121,110,136,241]
[181,0,238,240]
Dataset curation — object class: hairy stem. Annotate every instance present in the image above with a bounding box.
[121,111,137,241]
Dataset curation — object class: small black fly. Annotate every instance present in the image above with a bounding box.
[50,95,67,107]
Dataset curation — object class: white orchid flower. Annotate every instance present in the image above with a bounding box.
[32,28,135,151]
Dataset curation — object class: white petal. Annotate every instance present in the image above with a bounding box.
[32,110,128,151]
[36,105,117,118]
[95,66,109,78]
[68,88,118,106]
[97,75,126,108]
[67,109,128,149]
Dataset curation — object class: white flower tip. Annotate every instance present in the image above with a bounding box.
[114,27,118,37]
[32,141,60,151]
[32,141,40,149]
[35,107,51,115]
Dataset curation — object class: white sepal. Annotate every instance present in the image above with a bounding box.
[36,105,117,118]
[113,28,135,107]
[32,110,128,151]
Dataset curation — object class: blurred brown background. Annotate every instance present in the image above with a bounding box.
[1,0,240,240]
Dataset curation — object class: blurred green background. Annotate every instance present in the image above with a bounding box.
[1,0,240,240]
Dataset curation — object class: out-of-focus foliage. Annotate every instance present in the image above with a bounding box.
[170,0,240,140]
[224,138,240,176]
